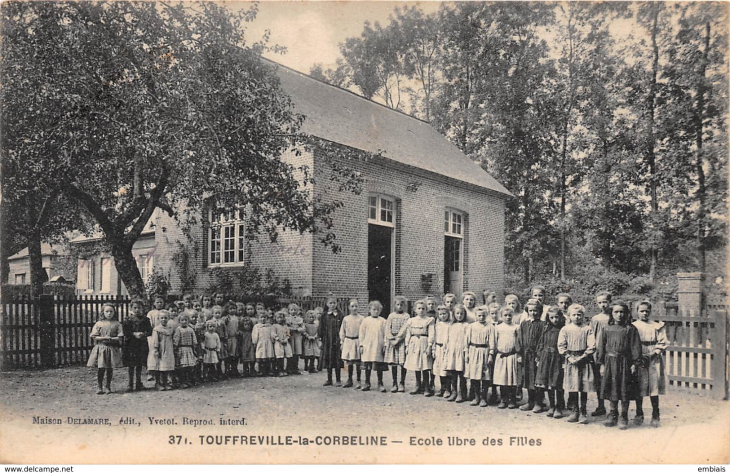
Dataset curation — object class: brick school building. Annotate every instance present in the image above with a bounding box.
[73,60,512,313]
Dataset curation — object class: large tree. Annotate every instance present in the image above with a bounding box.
[661,3,728,273]
[1,2,93,296]
[1,1,348,299]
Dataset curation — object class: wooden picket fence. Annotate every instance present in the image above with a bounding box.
[1,295,131,370]
[642,300,728,399]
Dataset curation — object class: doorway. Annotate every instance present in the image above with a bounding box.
[444,236,463,298]
[368,224,393,315]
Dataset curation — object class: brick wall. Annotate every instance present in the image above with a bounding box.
[154,147,315,297]
[311,147,506,312]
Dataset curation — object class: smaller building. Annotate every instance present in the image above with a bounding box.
[7,243,73,285]
[70,228,157,297]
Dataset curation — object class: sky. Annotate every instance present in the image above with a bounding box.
[236,1,441,74]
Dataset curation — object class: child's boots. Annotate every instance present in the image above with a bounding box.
[470,388,481,406]
[578,407,589,424]
[489,388,499,406]
[441,377,451,398]
[411,374,424,395]
[650,410,660,428]
[532,389,546,413]
[455,378,467,403]
[507,389,518,409]
[567,406,580,423]
[135,368,145,390]
[424,375,434,397]
[604,410,618,427]
[592,403,607,417]
[520,389,533,411]
[479,384,488,407]
[447,379,458,402]
[554,393,566,418]
[618,412,630,430]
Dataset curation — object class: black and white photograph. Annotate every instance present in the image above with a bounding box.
[0,0,728,466]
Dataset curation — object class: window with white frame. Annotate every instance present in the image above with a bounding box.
[209,208,245,266]
[100,257,111,293]
[15,273,26,285]
[444,209,464,238]
[77,259,95,291]
[136,254,155,283]
[368,194,395,227]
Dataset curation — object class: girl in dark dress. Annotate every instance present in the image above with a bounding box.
[596,301,641,429]
[535,306,566,418]
[122,298,153,391]
[318,296,344,386]
[519,299,546,411]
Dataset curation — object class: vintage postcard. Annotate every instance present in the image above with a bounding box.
[1,0,729,466]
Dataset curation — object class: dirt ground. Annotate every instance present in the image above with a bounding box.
[0,366,728,464]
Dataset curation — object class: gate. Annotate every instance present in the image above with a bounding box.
[648,301,728,400]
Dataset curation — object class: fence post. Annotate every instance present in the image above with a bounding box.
[677,272,704,317]
[38,294,56,369]
[710,310,728,400]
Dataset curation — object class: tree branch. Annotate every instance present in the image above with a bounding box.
[64,183,118,240]
[156,198,175,217]
[31,187,62,233]
[125,167,170,242]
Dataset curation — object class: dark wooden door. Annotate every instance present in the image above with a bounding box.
[368,224,393,315]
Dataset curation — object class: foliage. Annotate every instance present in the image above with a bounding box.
[320,2,728,286]
[206,266,292,302]
[144,268,170,300]
[1,2,361,299]
[171,240,198,294]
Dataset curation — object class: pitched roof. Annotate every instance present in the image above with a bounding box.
[268,59,512,198]
[8,243,68,260]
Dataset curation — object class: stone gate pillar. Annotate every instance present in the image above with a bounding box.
[677,272,704,317]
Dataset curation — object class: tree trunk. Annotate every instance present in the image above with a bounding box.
[0,201,8,285]
[695,20,710,273]
[27,222,46,299]
[110,241,146,300]
[560,128,568,282]
[559,6,576,282]
[647,4,660,282]
[460,63,471,152]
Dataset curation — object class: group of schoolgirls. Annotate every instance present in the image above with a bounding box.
[318,287,668,430]
[87,293,325,393]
